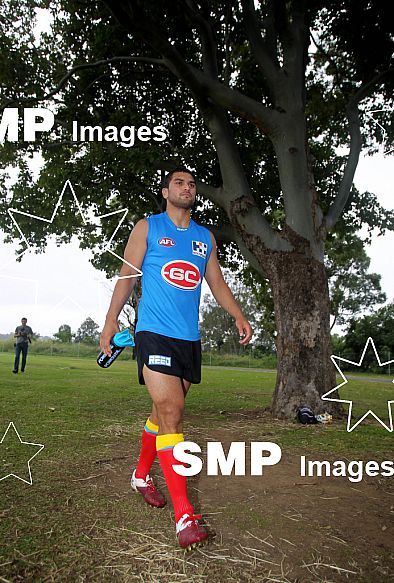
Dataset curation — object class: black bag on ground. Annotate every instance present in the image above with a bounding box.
[297,406,318,424]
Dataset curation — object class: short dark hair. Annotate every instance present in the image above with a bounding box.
[21,317,27,321]
[161,166,196,189]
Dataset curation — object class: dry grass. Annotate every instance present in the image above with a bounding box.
[95,525,301,583]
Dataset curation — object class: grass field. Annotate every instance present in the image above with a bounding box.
[0,353,393,582]
[0,339,278,369]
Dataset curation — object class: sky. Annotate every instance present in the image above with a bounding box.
[353,152,393,302]
[0,150,392,338]
[0,234,113,337]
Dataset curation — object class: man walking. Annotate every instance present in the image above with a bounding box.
[100,167,252,549]
[13,317,33,374]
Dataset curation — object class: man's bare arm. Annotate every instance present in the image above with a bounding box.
[100,219,147,356]
[204,233,253,345]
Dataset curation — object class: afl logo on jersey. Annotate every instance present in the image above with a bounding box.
[158,237,176,247]
[161,260,201,290]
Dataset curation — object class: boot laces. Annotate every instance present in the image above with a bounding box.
[145,479,156,492]
[179,514,202,530]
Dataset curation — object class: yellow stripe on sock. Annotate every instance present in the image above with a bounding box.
[145,418,159,434]
[156,433,184,451]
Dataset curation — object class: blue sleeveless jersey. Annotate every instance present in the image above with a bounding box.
[136,212,212,341]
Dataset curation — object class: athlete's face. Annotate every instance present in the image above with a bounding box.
[162,172,196,210]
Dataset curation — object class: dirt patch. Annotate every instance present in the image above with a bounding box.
[89,420,394,583]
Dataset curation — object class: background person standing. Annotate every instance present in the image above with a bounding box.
[13,317,33,374]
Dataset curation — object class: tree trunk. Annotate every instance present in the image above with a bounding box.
[265,243,342,418]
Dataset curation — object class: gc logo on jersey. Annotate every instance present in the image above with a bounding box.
[192,240,208,258]
[161,260,201,290]
[158,237,176,247]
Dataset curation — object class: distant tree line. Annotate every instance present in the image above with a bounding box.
[54,317,100,344]
[201,272,393,373]
[332,303,394,372]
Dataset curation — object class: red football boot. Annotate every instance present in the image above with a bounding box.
[176,513,209,550]
[131,470,166,508]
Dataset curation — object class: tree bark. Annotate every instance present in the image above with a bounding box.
[235,216,342,418]
[265,240,340,418]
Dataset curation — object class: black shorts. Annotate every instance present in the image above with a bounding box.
[135,331,202,385]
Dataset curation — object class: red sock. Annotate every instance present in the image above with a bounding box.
[156,433,194,522]
[135,418,158,479]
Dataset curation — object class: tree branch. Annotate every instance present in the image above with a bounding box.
[325,68,394,232]
[283,1,309,107]
[209,224,265,274]
[349,67,394,106]
[241,0,281,97]
[325,104,362,232]
[199,102,253,201]
[44,56,164,100]
[196,100,288,252]
[192,69,281,133]
[223,1,232,85]
[102,1,280,135]
[271,0,292,50]
[330,313,337,332]
[209,223,237,243]
[184,0,218,78]
[0,56,165,112]
[196,181,224,208]
[265,2,279,64]
[310,31,342,90]
[135,182,163,214]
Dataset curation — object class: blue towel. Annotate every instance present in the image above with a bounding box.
[113,329,135,348]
